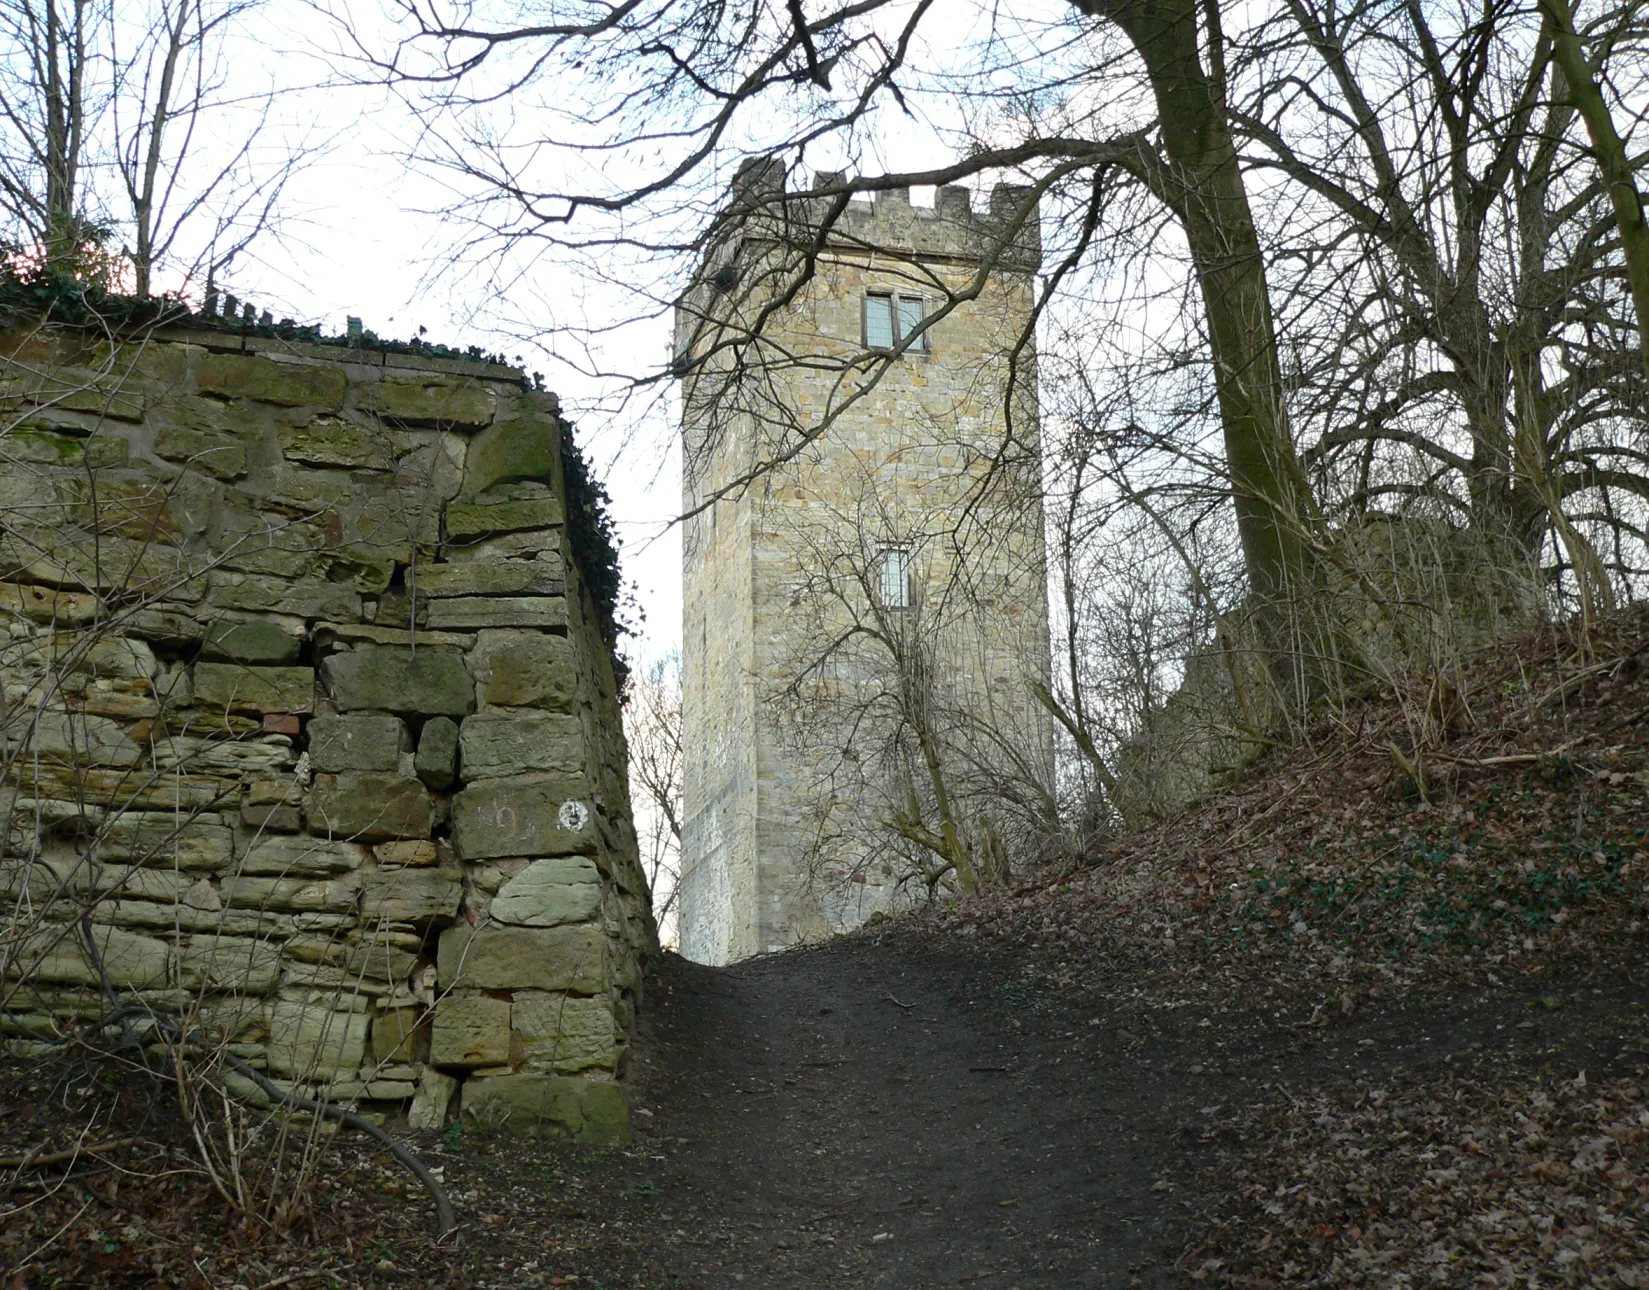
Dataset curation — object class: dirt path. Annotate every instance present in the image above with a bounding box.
[591,930,1646,1290]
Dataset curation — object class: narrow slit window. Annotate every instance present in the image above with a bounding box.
[863,292,927,352]
[876,546,913,608]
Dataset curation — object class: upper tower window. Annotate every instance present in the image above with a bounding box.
[863,292,927,353]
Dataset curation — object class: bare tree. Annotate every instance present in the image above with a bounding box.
[0,0,319,293]
[623,651,682,941]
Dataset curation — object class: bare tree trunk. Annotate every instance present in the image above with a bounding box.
[1077,0,1318,689]
[1540,0,1649,398]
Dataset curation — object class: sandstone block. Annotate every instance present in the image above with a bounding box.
[8,424,128,468]
[321,646,473,716]
[360,867,461,924]
[489,856,601,927]
[194,662,315,714]
[458,713,582,780]
[470,630,575,710]
[413,559,565,598]
[221,875,358,913]
[196,353,346,408]
[414,716,459,789]
[436,923,605,994]
[280,417,392,469]
[512,993,617,1073]
[429,994,511,1067]
[153,426,247,478]
[307,713,410,773]
[344,937,420,983]
[459,1074,629,1144]
[14,710,143,767]
[0,580,99,625]
[96,812,235,870]
[426,596,566,631]
[208,574,363,622]
[239,833,370,877]
[444,495,563,540]
[373,839,437,868]
[408,1068,458,1130]
[359,375,495,428]
[201,619,302,664]
[263,1000,369,1078]
[451,777,597,860]
[305,772,431,842]
[462,416,557,495]
[175,935,282,994]
[3,924,170,990]
[370,1006,423,1064]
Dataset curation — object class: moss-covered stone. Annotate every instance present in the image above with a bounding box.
[307,712,409,772]
[280,417,392,469]
[462,413,558,496]
[193,662,315,714]
[451,776,598,860]
[359,866,461,923]
[207,574,363,621]
[305,772,431,841]
[196,353,346,409]
[359,375,494,428]
[470,630,576,710]
[459,1073,629,1144]
[415,715,459,789]
[426,596,566,630]
[489,856,602,927]
[321,645,473,716]
[153,425,248,478]
[436,923,606,994]
[429,994,511,1067]
[444,494,564,540]
[512,993,617,1073]
[201,618,302,664]
[458,712,583,779]
[413,558,565,598]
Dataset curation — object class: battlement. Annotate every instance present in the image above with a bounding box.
[724,158,1042,273]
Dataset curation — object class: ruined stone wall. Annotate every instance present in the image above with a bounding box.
[0,321,654,1141]
[679,174,1054,963]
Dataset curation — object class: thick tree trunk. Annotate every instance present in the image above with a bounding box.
[1075,0,1319,691]
[1540,0,1649,400]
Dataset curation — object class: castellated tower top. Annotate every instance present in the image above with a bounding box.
[718,157,1042,274]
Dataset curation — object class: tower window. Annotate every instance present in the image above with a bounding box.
[863,292,927,352]
[876,546,913,608]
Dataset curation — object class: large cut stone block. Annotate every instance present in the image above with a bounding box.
[221,874,359,913]
[436,923,605,994]
[280,417,392,469]
[425,596,565,631]
[5,924,169,990]
[470,630,575,710]
[201,619,302,664]
[414,716,458,789]
[239,833,369,876]
[196,353,346,408]
[305,772,431,841]
[97,812,235,870]
[413,559,564,598]
[460,1074,629,1144]
[489,856,601,927]
[451,777,598,860]
[512,993,617,1073]
[458,713,583,780]
[321,646,473,716]
[175,935,282,993]
[371,1006,423,1063]
[429,994,511,1067]
[462,416,557,496]
[263,1000,370,1078]
[208,575,363,622]
[360,867,462,924]
[194,662,315,714]
[444,495,563,540]
[307,713,410,773]
[359,376,495,428]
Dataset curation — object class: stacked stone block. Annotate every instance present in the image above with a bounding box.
[0,323,654,1141]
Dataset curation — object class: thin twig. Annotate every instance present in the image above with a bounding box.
[0,1137,140,1169]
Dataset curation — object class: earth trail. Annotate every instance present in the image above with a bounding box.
[620,934,1203,1290]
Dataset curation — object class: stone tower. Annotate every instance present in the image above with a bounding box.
[675,163,1052,964]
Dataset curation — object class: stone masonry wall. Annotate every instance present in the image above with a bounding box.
[0,321,655,1141]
